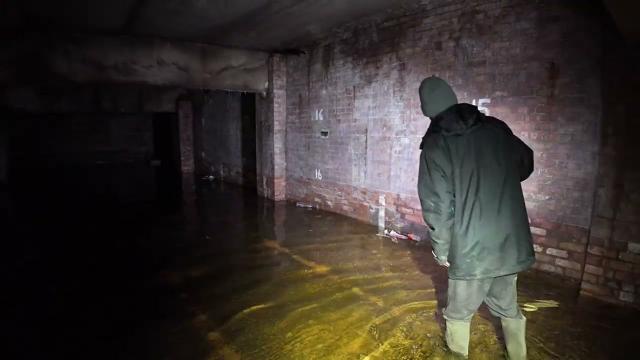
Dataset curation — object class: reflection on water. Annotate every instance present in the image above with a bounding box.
[7,181,639,359]
[157,182,639,360]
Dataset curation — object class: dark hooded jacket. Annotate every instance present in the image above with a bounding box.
[418,103,535,279]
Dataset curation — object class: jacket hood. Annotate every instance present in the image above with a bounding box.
[420,103,484,149]
[428,103,484,136]
[419,76,458,117]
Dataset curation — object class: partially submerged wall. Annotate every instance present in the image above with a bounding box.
[283,0,603,282]
[2,83,188,213]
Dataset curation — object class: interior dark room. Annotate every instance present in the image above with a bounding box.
[2,1,639,359]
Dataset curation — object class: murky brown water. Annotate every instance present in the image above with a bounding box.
[7,181,639,359]
[144,183,638,360]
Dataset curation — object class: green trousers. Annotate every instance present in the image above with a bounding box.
[443,274,527,359]
[444,273,522,320]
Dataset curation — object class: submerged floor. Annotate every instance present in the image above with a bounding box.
[6,182,640,359]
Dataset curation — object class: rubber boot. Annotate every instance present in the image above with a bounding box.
[501,316,527,360]
[445,319,470,358]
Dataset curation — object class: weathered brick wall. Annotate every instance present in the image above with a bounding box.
[1,83,187,208]
[9,113,158,205]
[284,0,603,281]
[579,25,640,306]
[14,114,155,164]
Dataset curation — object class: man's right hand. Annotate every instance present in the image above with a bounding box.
[432,250,450,267]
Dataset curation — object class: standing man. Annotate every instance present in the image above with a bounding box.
[417,76,535,359]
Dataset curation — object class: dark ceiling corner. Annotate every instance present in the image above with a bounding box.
[603,0,640,43]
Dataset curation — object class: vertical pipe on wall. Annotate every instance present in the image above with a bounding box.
[177,99,195,195]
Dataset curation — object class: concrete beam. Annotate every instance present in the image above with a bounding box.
[1,34,269,92]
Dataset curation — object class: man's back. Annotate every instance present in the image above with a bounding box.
[419,103,535,280]
[417,77,531,359]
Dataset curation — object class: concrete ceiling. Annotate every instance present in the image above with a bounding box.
[1,0,412,51]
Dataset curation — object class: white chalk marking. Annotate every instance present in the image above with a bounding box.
[313,109,324,121]
[472,98,491,116]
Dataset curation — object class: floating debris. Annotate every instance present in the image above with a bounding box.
[382,229,421,243]
[522,299,560,312]
[296,202,315,209]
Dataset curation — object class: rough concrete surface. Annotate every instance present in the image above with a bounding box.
[1,34,269,92]
[1,0,415,50]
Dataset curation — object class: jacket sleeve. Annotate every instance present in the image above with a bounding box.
[418,135,455,262]
[513,135,534,181]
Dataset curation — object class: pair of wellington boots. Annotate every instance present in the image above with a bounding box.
[445,317,527,359]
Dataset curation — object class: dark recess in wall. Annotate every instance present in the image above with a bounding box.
[195,90,257,187]
[7,111,183,220]
[578,11,640,304]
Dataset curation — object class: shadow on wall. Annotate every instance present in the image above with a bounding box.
[580,18,640,305]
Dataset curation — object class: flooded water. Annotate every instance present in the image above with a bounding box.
[6,181,639,359]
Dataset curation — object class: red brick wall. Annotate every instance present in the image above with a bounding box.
[283,0,604,282]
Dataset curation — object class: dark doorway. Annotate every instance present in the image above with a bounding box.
[8,113,162,219]
[241,93,257,188]
[152,112,182,209]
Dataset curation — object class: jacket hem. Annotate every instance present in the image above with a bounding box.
[447,260,535,280]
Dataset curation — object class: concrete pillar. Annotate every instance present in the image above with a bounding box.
[177,99,195,195]
[0,119,9,221]
[256,55,287,201]
[0,120,7,185]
